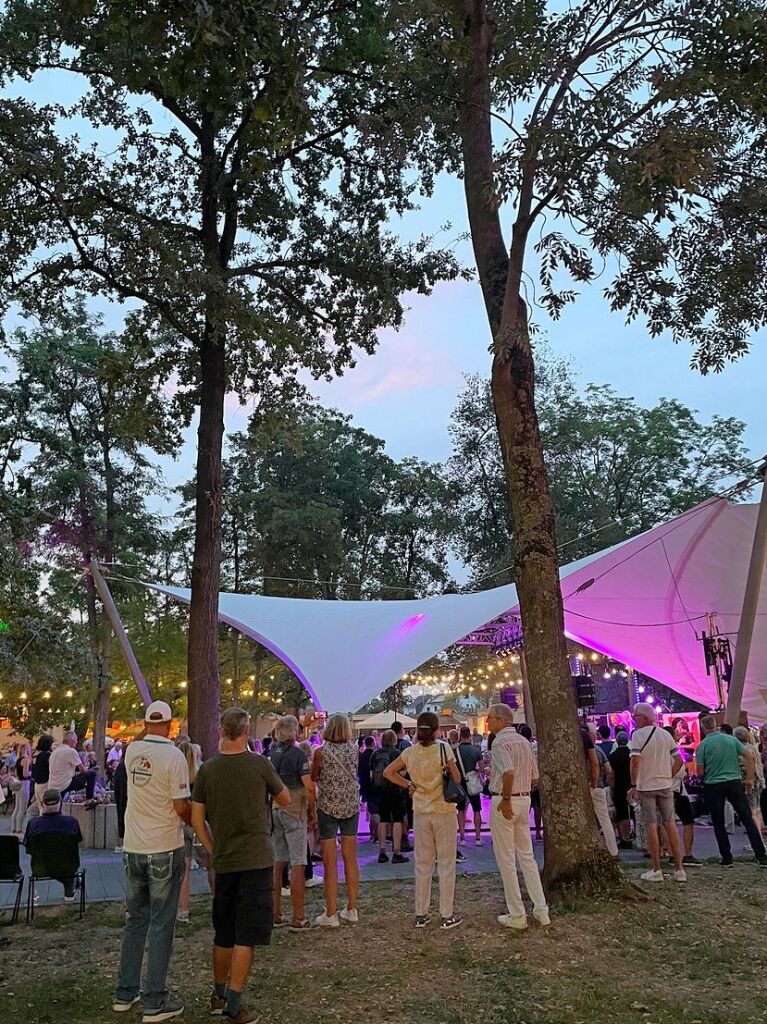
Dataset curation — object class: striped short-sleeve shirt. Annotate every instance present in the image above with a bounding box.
[489,728,538,795]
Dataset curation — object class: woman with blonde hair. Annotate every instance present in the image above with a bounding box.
[311,713,360,927]
[10,742,32,836]
[384,712,463,930]
[176,740,214,922]
[734,725,765,834]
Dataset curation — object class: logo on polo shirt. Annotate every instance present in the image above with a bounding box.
[130,755,153,788]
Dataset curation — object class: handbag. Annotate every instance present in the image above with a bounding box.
[455,744,482,797]
[439,743,466,805]
[8,775,23,793]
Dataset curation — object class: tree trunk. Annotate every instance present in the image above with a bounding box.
[187,321,225,757]
[456,0,620,897]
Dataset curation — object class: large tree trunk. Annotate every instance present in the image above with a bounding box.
[187,322,225,757]
[456,0,619,897]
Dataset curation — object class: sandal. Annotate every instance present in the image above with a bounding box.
[288,918,311,931]
[273,915,287,927]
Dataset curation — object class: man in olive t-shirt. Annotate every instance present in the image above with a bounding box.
[192,708,289,1024]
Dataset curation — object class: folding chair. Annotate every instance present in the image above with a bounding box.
[26,832,86,922]
[0,836,24,925]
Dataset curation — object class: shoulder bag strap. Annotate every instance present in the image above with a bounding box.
[639,726,657,754]
[454,744,467,776]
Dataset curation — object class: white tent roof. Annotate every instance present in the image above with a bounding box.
[355,712,419,731]
[150,494,767,719]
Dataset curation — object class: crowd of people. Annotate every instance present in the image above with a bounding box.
[2,699,767,1022]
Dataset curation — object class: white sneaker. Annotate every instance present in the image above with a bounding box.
[533,909,551,927]
[498,914,527,930]
[113,996,140,1013]
[640,869,664,883]
[63,895,76,904]
[176,910,189,923]
[304,876,323,888]
[281,886,291,897]
[314,912,340,928]
[674,869,687,883]
[339,907,359,924]
[114,845,123,853]
[475,836,483,846]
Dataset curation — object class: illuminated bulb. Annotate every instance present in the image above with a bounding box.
[43,690,51,699]
[66,689,73,698]
[591,653,599,662]
[112,685,120,694]
[179,681,187,689]
[20,691,27,700]
[576,653,584,661]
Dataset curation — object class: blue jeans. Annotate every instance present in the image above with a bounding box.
[115,848,185,1010]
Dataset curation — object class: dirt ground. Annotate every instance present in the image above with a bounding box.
[2,862,766,1024]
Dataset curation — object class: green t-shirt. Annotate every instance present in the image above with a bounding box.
[696,732,747,785]
[192,751,285,873]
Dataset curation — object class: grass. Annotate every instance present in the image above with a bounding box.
[2,864,767,1024]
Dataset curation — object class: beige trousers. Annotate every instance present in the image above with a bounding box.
[413,811,457,918]
[590,787,619,856]
[489,796,548,920]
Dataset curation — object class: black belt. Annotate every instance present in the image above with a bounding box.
[491,791,530,797]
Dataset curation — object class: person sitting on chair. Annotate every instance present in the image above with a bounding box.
[24,788,83,903]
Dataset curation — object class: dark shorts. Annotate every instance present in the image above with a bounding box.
[674,792,694,827]
[377,787,405,824]
[212,868,273,948]
[318,809,359,841]
[365,793,380,816]
[457,791,482,814]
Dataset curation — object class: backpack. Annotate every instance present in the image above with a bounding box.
[371,749,394,789]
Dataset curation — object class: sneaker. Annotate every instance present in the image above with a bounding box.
[640,869,664,883]
[498,914,527,930]
[458,837,465,845]
[391,853,409,864]
[114,845,123,853]
[400,839,413,853]
[288,918,311,931]
[682,855,703,866]
[674,869,687,883]
[223,1010,257,1024]
[339,907,359,924]
[304,876,323,888]
[475,837,483,847]
[113,996,140,1013]
[176,910,189,923]
[272,915,287,928]
[720,857,734,868]
[533,909,551,927]
[415,914,431,928]
[142,995,184,1023]
[757,856,767,868]
[455,850,467,864]
[378,851,389,863]
[280,886,291,897]
[314,912,340,928]
[210,993,226,1016]
[440,915,463,930]
[63,894,76,904]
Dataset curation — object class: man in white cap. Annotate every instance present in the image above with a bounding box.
[113,700,191,1023]
[629,702,686,884]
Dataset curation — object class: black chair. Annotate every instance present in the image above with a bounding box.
[0,836,24,925]
[26,832,86,922]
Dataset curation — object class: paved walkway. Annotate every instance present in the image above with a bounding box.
[1,803,761,914]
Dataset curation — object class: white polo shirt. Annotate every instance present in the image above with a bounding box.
[124,736,190,854]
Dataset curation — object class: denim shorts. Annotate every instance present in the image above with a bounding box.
[317,809,359,841]
[272,808,307,865]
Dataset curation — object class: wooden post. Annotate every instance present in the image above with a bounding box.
[88,559,153,708]
[519,649,537,736]
[725,471,767,726]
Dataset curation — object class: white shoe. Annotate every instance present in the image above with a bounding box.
[640,869,664,883]
[304,876,323,888]
[458,837,465,845]
[533,909,551,927]
[674,869,687,883]
[113,996,140,1013]
[63,895,76,904]
[314,912,340,928]
[475,837,483,846]
[339,907,359,924]
[176,910,189,923]
[114,845,123,853]
[498,914,527,930]
[281,886,291,897]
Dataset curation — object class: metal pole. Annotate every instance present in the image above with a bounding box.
[725,471,767,726]
[627,667,636,708]
[519,649,537,736]
[88,558,153,708]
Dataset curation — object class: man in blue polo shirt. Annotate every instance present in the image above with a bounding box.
[24,788,83,902]
[696,715,767,867]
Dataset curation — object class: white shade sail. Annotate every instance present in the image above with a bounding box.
[149,494,767,719]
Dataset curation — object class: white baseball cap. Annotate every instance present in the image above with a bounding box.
[144,700,173,723]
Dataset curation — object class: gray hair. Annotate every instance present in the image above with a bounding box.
[220,706,250,741]
[733,726,752,744]
[274,714,300,743]
[700,714,717,734]
[65,732,78,744]
[487,703,515,723]
[633,702,657,723]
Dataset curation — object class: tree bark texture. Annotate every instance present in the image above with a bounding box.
[456,0,620,896]
[187,322,225,757]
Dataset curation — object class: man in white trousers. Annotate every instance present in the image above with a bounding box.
[585,723,619,858]
[486,704,549,930]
